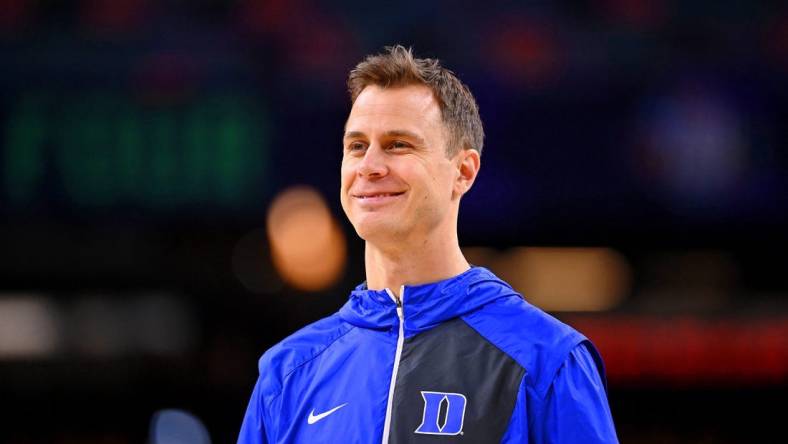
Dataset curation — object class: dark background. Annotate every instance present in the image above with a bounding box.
[1,1,786,443]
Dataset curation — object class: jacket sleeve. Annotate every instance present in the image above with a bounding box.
[237,377,269,444]
[538,341,618,443]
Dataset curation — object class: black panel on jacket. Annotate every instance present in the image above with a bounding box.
[388,318,525,443]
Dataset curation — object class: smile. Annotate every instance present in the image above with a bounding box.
[352,191,406,206]
[353,192,405,199]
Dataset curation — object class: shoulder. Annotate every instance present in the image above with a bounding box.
[461,287,587,398]
[256,313,354,399]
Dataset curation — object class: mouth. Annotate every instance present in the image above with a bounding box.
[351,191,406,207]
[352,191,406,199]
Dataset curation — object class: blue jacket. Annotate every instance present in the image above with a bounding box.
[238,267,618,443]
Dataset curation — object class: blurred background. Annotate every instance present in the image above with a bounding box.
[1,0,787,443]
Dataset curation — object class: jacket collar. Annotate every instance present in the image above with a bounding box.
[338,266,518,337]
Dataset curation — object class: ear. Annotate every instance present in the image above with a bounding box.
[452,149,481,199]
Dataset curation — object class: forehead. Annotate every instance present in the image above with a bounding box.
[345,84,443,134]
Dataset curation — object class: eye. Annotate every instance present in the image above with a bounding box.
[390,140,410,149]
[347,141,366,152]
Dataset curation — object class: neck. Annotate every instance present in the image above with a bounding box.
[364,229,469,297]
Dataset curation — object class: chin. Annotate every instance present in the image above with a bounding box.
[351,215,404,242]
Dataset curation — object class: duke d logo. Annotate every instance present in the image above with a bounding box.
[414,391,467,436]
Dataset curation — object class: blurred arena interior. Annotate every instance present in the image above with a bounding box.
[1,1,787,443]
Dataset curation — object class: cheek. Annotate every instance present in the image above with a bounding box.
[429,166,455,196]
[339,164,356,212]
[340,163,355,189]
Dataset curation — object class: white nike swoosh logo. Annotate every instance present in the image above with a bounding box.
[307,403,348,425]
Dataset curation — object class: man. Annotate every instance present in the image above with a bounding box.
[238,46,618,443]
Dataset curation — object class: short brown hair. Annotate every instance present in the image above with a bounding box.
[347,45,484,156]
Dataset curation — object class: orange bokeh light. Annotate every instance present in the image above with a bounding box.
[266,186,346,291]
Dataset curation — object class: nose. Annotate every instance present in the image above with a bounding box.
[357,144,388,179]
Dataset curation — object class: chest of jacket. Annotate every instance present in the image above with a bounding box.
[270,318,525,443]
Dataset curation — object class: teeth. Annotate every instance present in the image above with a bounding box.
[359,193,398,198]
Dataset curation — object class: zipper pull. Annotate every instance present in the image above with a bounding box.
[385,287,405,321]
[395,286,404,320]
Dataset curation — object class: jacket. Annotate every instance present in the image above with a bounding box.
[238,266,618,443]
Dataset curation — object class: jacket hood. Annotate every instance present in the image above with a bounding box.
[338,266,520,337]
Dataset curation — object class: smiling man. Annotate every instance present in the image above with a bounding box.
[238,46,618,443]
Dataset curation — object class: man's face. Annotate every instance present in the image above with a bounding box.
[341,84,459,244]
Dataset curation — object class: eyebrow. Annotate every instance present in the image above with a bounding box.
[343,130,426,146]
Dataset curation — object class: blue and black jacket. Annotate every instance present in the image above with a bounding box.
[238,267,618,443]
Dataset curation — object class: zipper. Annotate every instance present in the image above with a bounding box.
[381,285,405,444]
